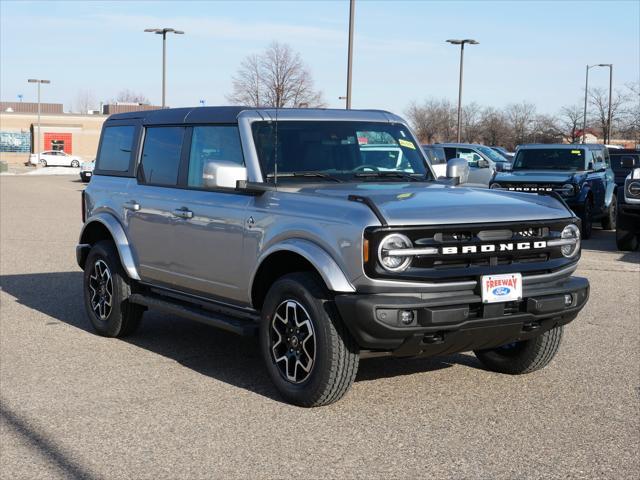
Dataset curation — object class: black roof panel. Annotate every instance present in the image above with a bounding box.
[106,106,249,124]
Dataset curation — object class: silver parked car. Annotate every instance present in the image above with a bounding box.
[439,143,512,185]
[76,107,589,407]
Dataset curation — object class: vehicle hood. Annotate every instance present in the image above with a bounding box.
[493,170,586,184]
[291,183,573,226]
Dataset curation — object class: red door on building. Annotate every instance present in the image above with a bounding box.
[44,133,72,153]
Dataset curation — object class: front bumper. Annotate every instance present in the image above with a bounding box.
[335,276,589,357]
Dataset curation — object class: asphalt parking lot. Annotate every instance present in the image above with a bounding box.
[1,175,638,480]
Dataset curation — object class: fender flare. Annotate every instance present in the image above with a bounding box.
[78,213,140,280]
[252,238,355,294]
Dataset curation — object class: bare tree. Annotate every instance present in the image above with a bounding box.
[479,107,510,147]
[617,82,640,143]
[73,89,96,114]
[461,102,482,143]
[558,104,583,143]
[588,87,626,143]
[227,42,324,108]
[531,114,562,144]
[505,102,536,146]
[114,89,150,104]
[405,99,456,143]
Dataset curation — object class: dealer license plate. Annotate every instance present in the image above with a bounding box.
[481,273,522,303]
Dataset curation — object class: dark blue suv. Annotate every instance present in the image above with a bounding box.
[490,144,615,238]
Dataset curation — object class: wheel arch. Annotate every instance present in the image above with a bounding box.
[250,239,355,311]
[77,214,140,280]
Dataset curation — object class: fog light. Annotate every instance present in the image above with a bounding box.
[564,294,573,306]
[399,310,415,325]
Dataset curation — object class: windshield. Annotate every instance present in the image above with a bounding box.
[513,148,587,170]
[478,146,509,163]
[252,121,432,182]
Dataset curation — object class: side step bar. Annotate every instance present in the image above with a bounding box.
[129,293,258,336]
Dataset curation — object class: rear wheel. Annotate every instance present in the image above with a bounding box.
[71,159,80,168]
[259,272,359,407]
[474,326,563,374]
[616,226,639,251]
[580,199,593,239]
[601,194,616,230]
[40,159,47,167]
[83,240,143,337]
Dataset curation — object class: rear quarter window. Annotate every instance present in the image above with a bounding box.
[96,125,136,172]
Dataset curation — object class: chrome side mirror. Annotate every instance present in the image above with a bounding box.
[203,161,247,189]
[477,159,490,169]
[446,158,470,185]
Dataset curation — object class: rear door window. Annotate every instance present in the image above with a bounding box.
[140,126,185,186]
[97,125,136,172]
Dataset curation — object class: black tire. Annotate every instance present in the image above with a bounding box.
[601,193,616,230]
[580,199,593,239]
[474,326,564,375]
[616,226,639,251]
[40,159,47,167]
[83,240,143,337]
[259,272,359,407]
[71,159,80,168]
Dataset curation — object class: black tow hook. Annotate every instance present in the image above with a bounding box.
[522,322,540,332]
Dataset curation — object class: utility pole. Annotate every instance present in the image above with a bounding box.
[144,28,184,108]
[27,79,50,165]
[446,39,478,142]
[345,0,355,109]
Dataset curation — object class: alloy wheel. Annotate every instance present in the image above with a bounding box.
[88,259,113,321]
[270,300,316,384]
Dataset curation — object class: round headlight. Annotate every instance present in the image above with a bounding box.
[559,183,575,197]
[378,233,412,272]
[627,181,640,198]
[560,224,581,258]
[490,183,502,189]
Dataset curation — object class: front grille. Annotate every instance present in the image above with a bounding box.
[365,219,576,282]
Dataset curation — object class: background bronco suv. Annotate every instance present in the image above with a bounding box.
[491,144,616,239]
[77,107,589,407]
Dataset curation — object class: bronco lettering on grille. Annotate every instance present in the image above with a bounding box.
[441,241,547,255]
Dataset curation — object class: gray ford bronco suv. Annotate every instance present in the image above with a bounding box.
[77,107,589,407]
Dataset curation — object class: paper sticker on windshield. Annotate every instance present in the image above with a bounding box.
[571,150,582,154]
[398,139,415,150]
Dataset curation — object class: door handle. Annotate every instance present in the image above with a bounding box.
[123,201,140,211]
[172,207,193,219]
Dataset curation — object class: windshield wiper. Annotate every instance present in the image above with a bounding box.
[267,171,343,183]
[353,171,426,182]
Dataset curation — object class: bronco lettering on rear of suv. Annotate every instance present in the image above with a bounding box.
[77,107,589,407]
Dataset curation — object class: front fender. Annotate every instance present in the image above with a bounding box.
[252,239,355,294]
[78,213,140,280]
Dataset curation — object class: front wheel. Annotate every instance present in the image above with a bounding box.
[83,240,143,337]
[580,199,593,239]
[474,326,563,374]
[601,194,616,230]
[616,226,639,251]
[259,272,359,407]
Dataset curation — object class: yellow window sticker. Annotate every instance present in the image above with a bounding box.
[571,150,582,154]
[398,139,416,150]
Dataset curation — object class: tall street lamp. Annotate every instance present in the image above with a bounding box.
[27,78,51,165]
[144,28,184,108]
[345,0,356,109]
[582,63,612,143]
[446,39,478,142]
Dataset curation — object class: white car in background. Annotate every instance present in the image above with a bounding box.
[29,150,82,167]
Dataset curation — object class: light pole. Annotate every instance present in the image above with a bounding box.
[345,0,355,109]
[446,39,478,142]
[27,79,50,165]
[582,63,612,143]
[144,28,184,108]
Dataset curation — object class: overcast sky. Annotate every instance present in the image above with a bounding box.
[1,0,638,116]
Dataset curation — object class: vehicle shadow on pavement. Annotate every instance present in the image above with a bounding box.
[1,271,484,404]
